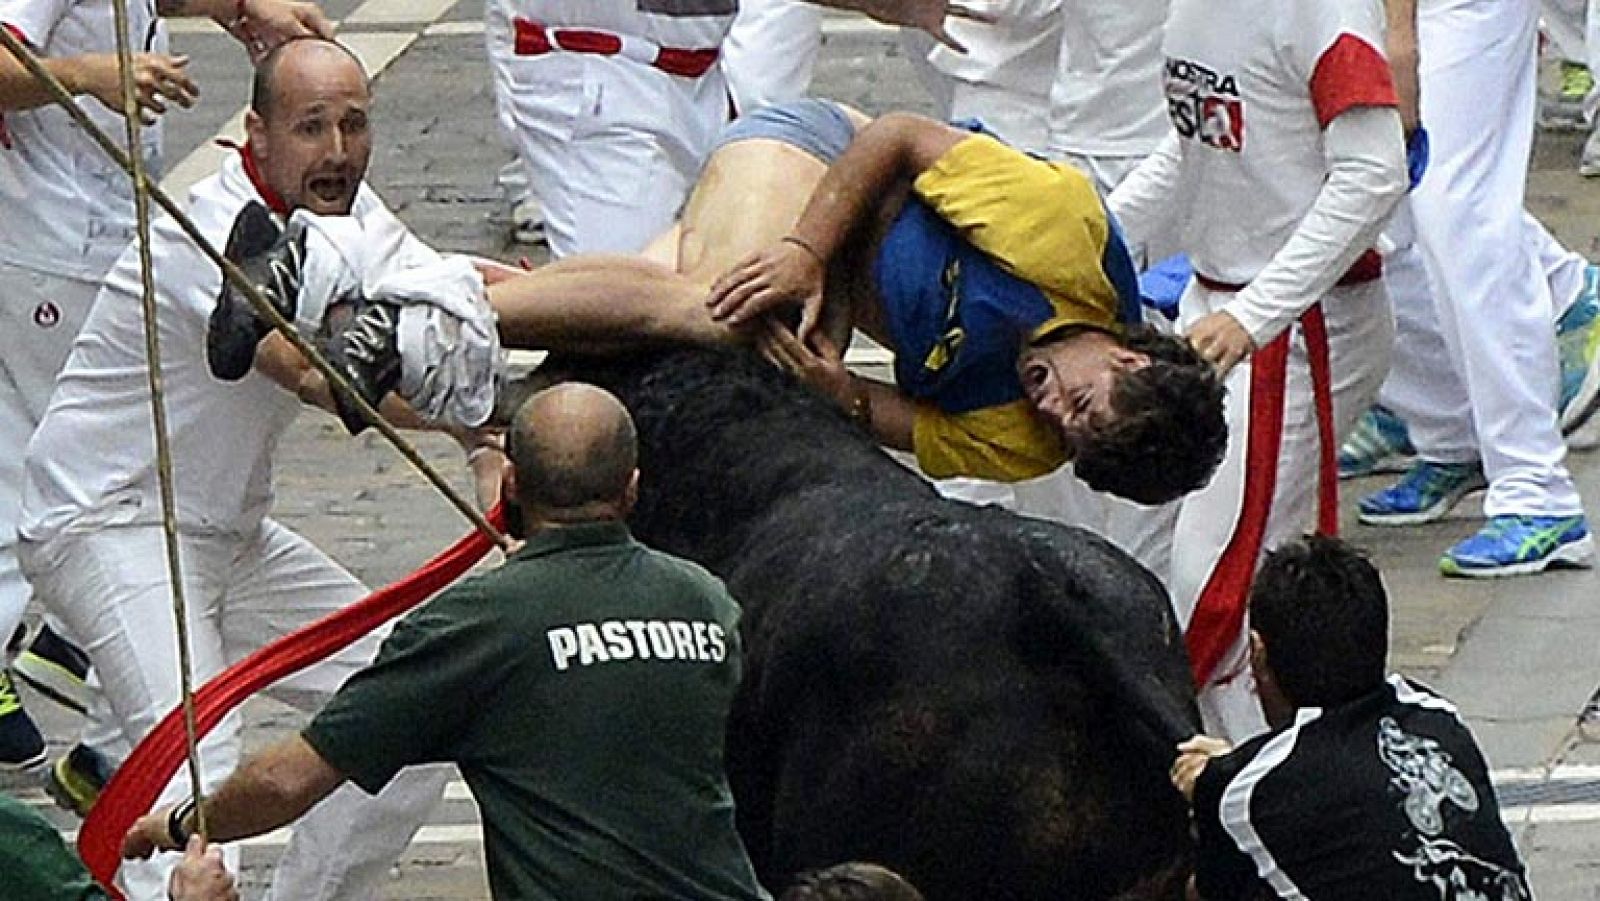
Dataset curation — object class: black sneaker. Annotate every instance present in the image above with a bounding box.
[0,671,46,776]
[45,743,116,818]
[207,200,305,382]
[321,297,402,435]
[13,624,92,715]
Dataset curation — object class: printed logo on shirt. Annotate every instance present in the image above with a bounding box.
[547,619,727,672]
[33,301,60,329]
[922,258,965,374]
[1165,57,1245,153]
[1378,717,1530,900]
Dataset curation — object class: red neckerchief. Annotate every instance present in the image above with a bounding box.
[217,137,290,216]
[78,504,507,898]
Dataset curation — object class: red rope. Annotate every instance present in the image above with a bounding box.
[79,504,505,897]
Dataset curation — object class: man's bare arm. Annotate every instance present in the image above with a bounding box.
[254,331,430,429]
[1384,0,1419,134]
[0,42,196,117]
[124,736,344,859]
[706,113,965,335]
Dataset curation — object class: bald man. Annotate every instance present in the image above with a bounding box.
[17,36,455,900]
[124,382,771,901]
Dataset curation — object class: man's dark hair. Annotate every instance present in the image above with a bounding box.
[1072,326,1227,505]
[779,863,924,901]
[508,384,638,514]
[250,36,365,119]
[1250,534,1389,709]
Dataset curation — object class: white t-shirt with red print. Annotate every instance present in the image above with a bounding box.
[0,0,166,280]
[1159,0,1398,285]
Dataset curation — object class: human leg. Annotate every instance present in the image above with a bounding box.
[223,520,448,901]
[722,0,824,113]
[492,51,728,258]
[20,524,239,898]
[491,100,867,351]
[0,266,101,773]
[1413,0,1591,573]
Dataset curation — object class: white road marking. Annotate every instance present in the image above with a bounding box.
[346,0,457,27]
[423,20,483,36]
[159,1,452,198]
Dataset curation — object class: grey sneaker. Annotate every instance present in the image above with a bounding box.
[321,297,402,435]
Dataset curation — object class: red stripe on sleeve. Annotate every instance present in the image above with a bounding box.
[1309,33,1399,128]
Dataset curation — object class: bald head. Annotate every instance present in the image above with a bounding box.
[509,383,638,521]
[251,37,365,120]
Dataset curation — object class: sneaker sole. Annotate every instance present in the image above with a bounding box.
[1440,533,1597,578]
[1561,358,1600,435]
[12,651,91,715]
[1358,477,1487,527]
[0,750,48,779]
[1339,453,1417,481]
[45,757,101,818]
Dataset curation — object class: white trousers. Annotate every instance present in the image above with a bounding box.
[1405,0,1583,517]
[484,5,729,258]
[1378,200,1587,468]
[1543,0,1600,99]
[1165,279,1394,740]
[20,520,448,901]
[0,264,101,651]
[722,0,822,113]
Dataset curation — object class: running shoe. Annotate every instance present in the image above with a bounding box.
[1542,61,1594,131]
[13,624,92,715]
[1358,460,1485,526]
[1339,405,1416,479]
[1440,514,1595,578]
[46,744,116,818]
[1582,126,1600,178]
[321,297,402,435]
[1558,264,1600,432]
[0,671,46,776]
[207,200,305,382]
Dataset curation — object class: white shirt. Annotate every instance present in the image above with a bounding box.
[1109,0,1406,344]
[20,152,425,541]
[504,0,733,49]
[926,0,1062,97]
[0,0,165,280]
[1045,0,1170,159]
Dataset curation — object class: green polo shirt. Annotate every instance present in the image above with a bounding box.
[303,521,768,901]
[0,794,106,901]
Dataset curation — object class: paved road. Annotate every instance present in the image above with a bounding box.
[11,3,1600,897]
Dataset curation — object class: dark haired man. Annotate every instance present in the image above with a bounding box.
[221,100,1229,507]
[1170,536,1530,900]
[124,383,772,901]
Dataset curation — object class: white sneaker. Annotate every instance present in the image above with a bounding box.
[1581,127,1600,178]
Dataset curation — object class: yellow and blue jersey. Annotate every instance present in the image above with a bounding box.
[876,131,1141,482]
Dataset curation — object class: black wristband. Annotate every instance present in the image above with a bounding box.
[167,796,198,849]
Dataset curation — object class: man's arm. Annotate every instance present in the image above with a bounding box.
[1194,106,1406,373]
[123,736,344,859]
[706,113,966,339]
[1384,0,1419,134]
[253,331,432,429]
[0,39,196,118]
[806,0,991,53]
[157,0,332,58]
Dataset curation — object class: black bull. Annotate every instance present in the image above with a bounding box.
[540,347,1203,900]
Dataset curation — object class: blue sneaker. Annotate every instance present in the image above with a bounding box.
[1558,264,1600,435]
[1440,515,1595,578]
[1338,405,1416,479]
[1358,460,1485,526]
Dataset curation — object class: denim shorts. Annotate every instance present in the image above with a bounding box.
[712,99,857,165]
